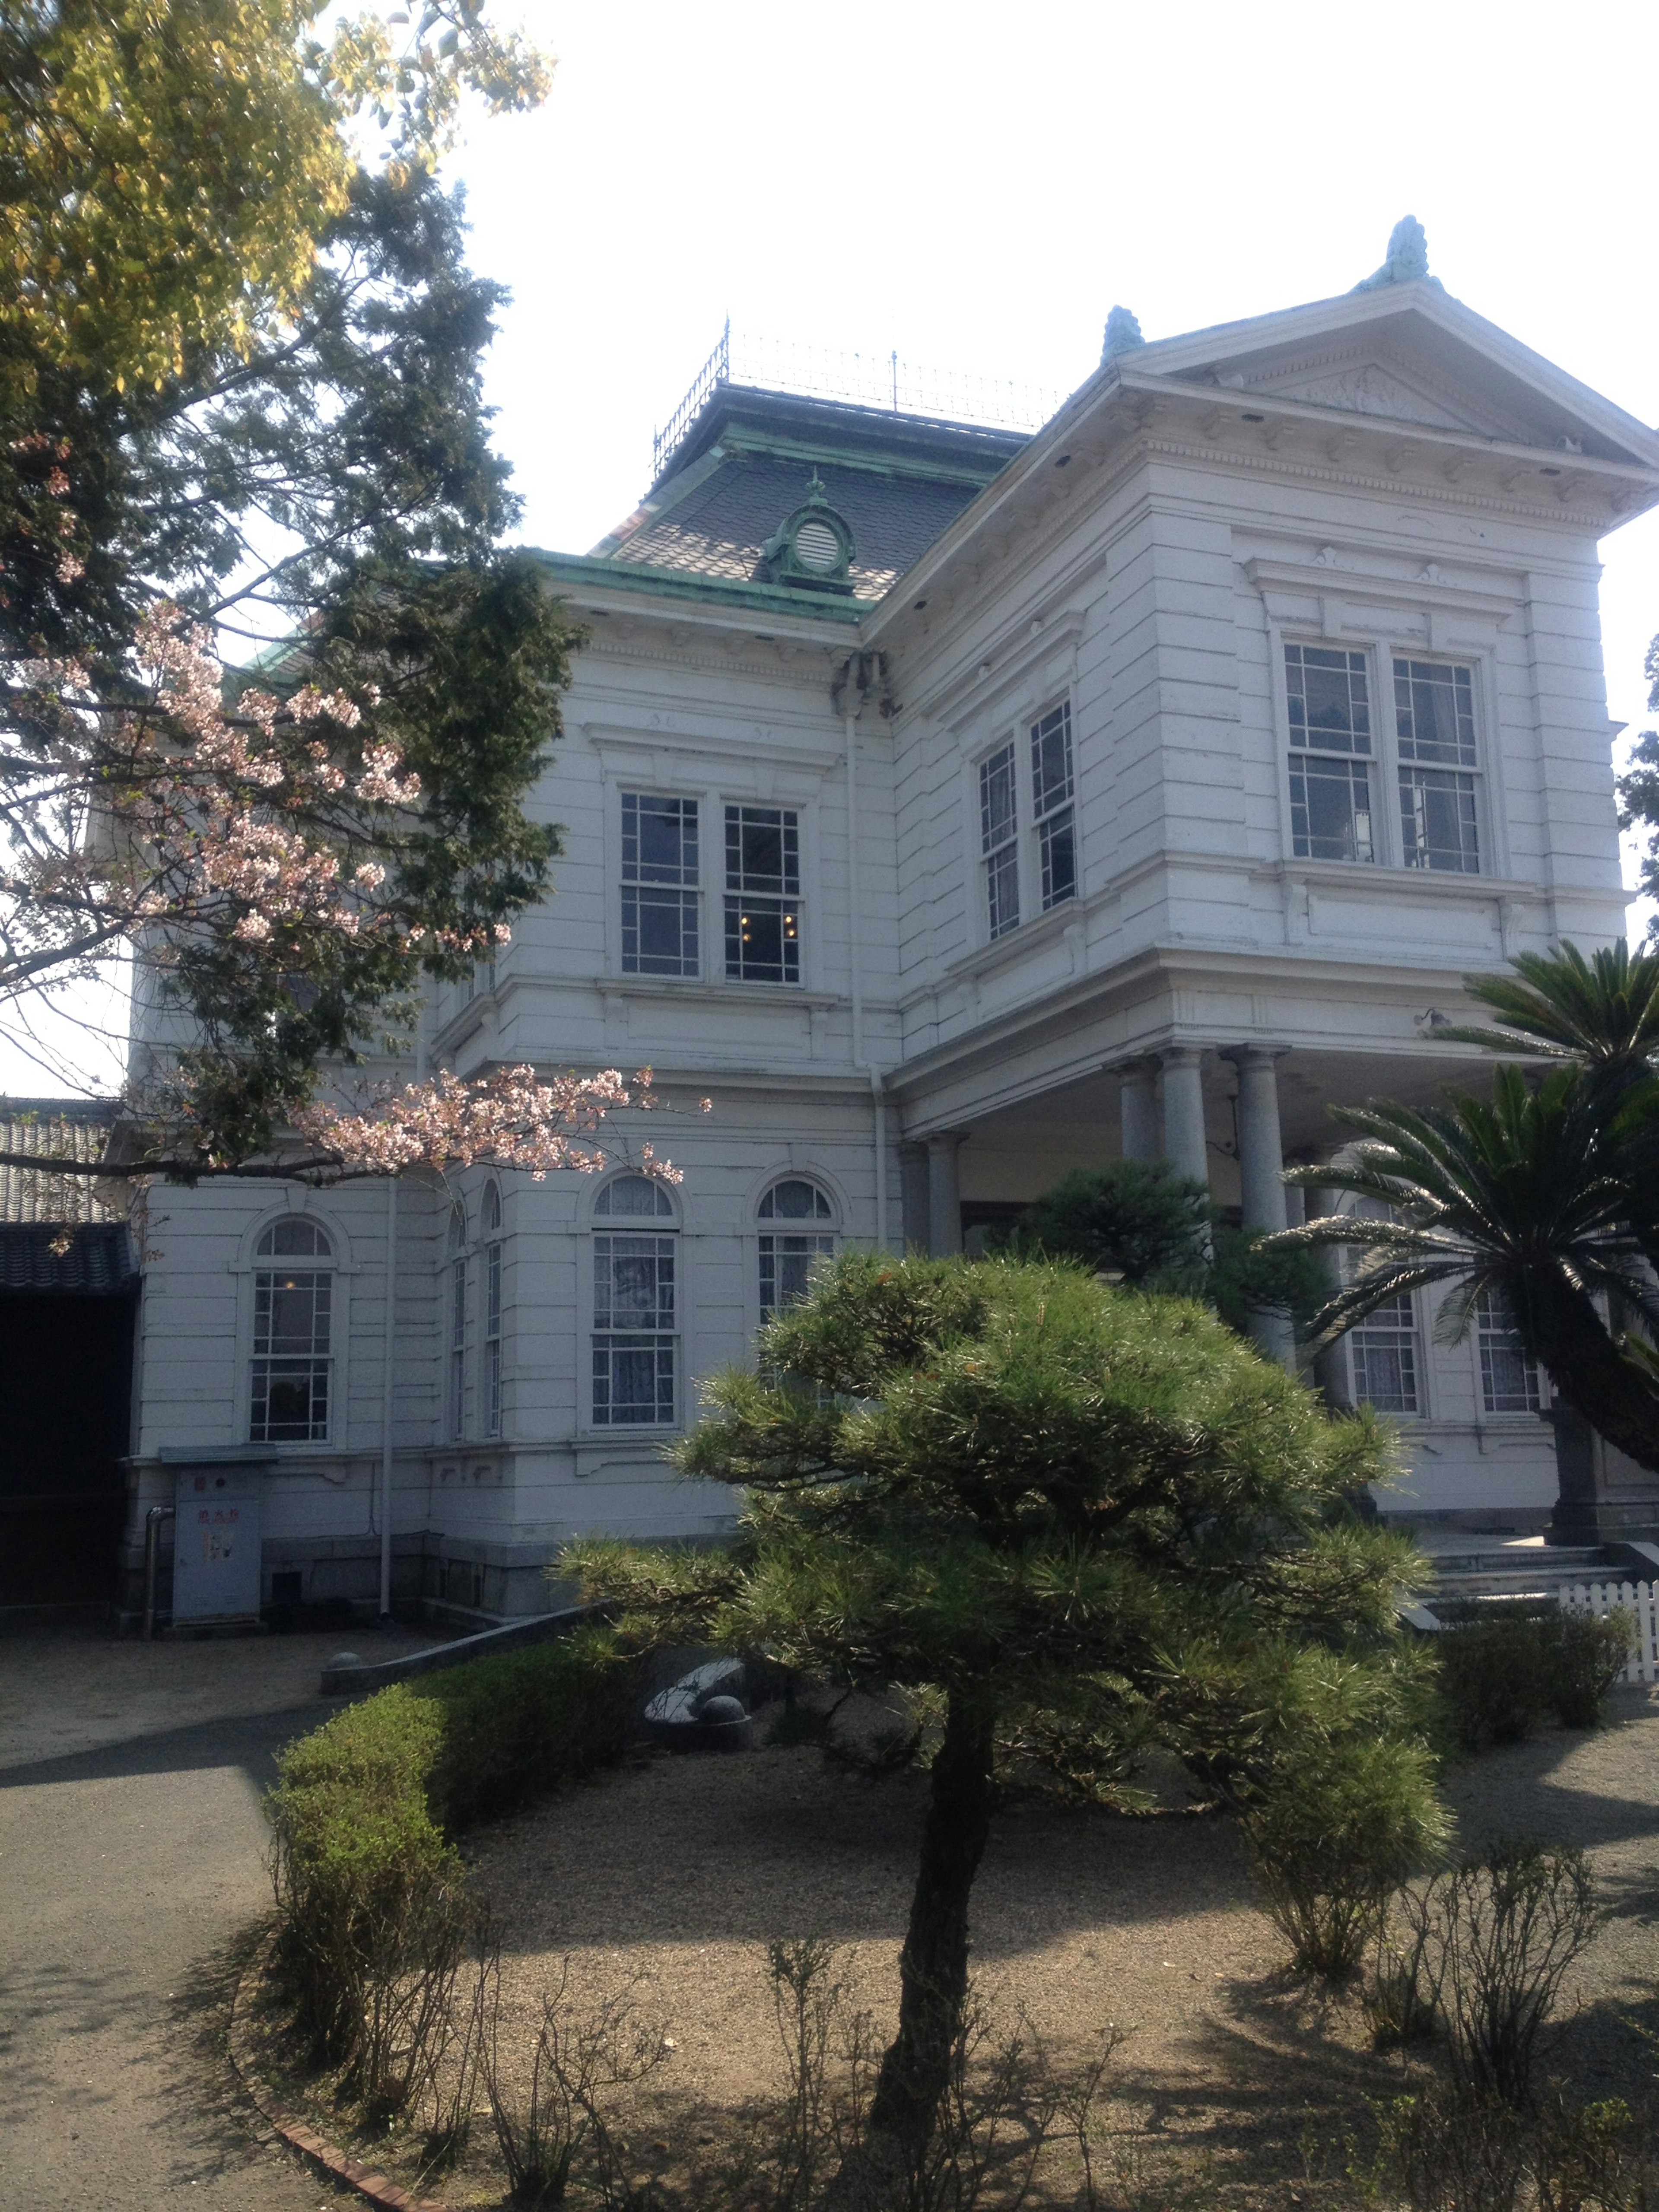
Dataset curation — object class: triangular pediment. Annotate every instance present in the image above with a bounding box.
[1240,349,1506,436]
[1114,283,1659,467]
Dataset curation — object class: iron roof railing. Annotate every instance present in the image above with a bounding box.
[652,321,1064,481]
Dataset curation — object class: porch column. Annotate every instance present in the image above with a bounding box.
[1159,1047,1210,1193]
[927,1131,966,1257]
[1119,1059,1159,1162]
[899,1142,930,1255]
[1233,1046,1290,1237]
[1228,1044,1293,1366]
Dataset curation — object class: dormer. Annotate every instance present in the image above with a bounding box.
[755,474,857,594]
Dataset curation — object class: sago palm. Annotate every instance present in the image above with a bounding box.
[1282,1064,1659,1475]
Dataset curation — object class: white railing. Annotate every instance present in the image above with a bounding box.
[1557,1579,1659,1684]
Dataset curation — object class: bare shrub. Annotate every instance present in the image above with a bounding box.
[481,1957,668,2210]
[1437,1837,1599,2108]
[1364,1885,1445,2052]
[1359,2085,1658,2212]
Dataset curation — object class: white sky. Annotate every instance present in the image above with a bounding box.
[6,0,1656,1095]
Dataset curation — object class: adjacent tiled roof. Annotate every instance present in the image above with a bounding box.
[0,1221,137,1294]
[590,387,1027,607]
[0,1099,127,1225]
[605,453,984,601]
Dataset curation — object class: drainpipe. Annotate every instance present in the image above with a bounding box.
[143,1503,174,1640]
[838,656,888,1252]
[378,1169,397,1620]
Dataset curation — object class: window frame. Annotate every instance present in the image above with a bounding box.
[238,1210,350,1451]
[1346,1289,1426,1419]
[723,801,804,985]
[446,1201,468,1443]
[756,1175,839,1328]
[972,694,1078,948]
[620,789,702,979]
[587,1172,681,1430]
[1474,1287,1545,1418]
[1275,634,1497,877]
[482,1182,503,1441]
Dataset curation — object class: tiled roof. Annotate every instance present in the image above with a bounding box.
[590,387,1027,607]
[0,1221,137,1294]
[606,454,985,601]
[0,1099,127,1225]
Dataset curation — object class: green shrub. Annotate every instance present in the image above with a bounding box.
[1435,1608,1631,1751]
[1243,1730,1449,1980]
[266,1630,639,2096]
[1536,1609,1630,1730]
[420,1628,637,1829]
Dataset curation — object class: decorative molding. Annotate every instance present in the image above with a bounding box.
[1242,555,1518,624]
[909,607,1089,726]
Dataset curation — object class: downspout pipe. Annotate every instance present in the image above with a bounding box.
[143,1503,174,1640]
[836,654,889,1252]
[378,1170,397,1620]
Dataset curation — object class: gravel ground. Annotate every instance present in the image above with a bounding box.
[0,1622,443,2212]
[446,1685,1659,2194]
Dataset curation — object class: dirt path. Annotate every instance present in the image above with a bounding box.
[0,1627,438,2212]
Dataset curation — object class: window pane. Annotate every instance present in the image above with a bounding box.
[622,792,698,885]
[254,1272,330,1356]
[985,841,1020,938]
[1350,1294,1420,1414]
[1394,660,1477,766]
[725,893,801,982]
[760,1231,836,1322]
[594,1235,674,1329]
[1039,807,1075,909]
[760,1179,833,1220]
[726,805,799,896]
[486,1243,501,1335]
[592,1335,675,1424]
[257,1218,331,1258]
[251,1359,329,1442]
[979,741,1017,853]
[622,884,699,975]
[1400,766,1479,873]
[1476,1290,1541,1414]
[595,1174,674,1218]
[724,805,801,981]
[1030,703,1074,818]
[1290,754,1374,862]
[1285,644,1371,755]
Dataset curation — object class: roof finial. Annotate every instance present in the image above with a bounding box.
[1351,215,1444,294]
[1101,304,1145,364]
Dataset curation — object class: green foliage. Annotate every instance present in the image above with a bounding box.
[1008,1160,1209,1283]
[418,1630,638,1830]
[570,1252,1438,2145]
[1275,942,1659,1475]
[1239,1640,1447,1977]
[266,1634,636,2089]
[1,50,579,1167]
[1359,2085,1658,2212]
[1434,1608,1630,1751]
[1008,1161,1329,1344]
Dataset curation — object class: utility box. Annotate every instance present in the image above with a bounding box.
[172,1468,262,1625]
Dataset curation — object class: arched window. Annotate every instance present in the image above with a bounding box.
[592,1174,677,1425]
[482,1183,503,1440]
[447,1201,467,1440]
[251,1218,334,1443]
[757,1178,835,1323]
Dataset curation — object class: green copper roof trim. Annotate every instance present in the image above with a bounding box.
[715,422,1014,489]
[528,549,873,624]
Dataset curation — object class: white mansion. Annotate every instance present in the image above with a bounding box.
[125,236,1659,1622]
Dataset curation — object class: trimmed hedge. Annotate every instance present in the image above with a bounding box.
[1434,1608,1630,1752]
[266,1628,639,2083]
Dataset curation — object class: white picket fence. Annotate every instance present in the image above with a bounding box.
[1557,1579,1659,1685]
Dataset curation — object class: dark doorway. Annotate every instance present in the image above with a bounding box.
[0,1224,137,1611]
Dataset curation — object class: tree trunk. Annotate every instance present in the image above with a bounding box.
[867,1684,998,2147]
[1526,1275,1659,1477]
